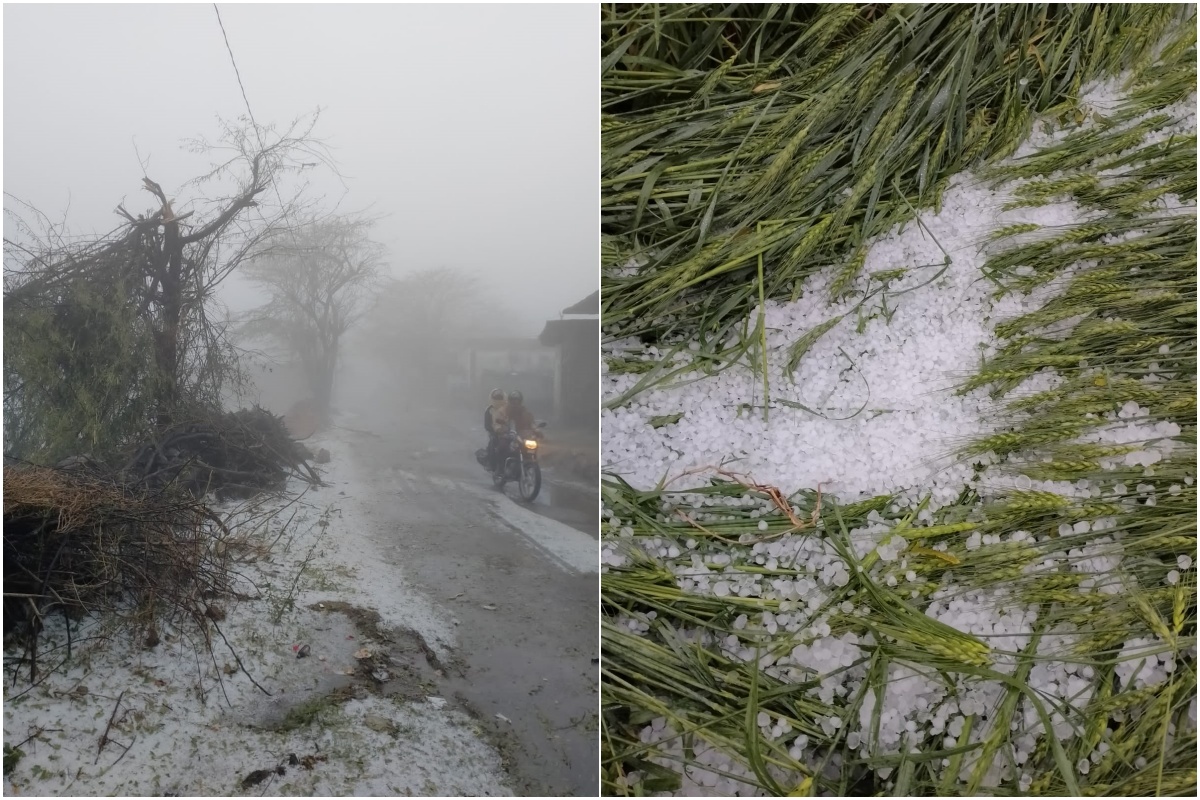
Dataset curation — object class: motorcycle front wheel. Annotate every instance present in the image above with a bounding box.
[518,461,541,502]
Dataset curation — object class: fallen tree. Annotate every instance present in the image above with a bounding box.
[3,114,332,464]
[2,115,334,691]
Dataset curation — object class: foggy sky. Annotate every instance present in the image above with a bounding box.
[3,3,597,334]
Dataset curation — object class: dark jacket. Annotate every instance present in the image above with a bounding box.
[507,405,535,437]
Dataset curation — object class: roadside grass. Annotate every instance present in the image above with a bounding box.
[277,693,346,734]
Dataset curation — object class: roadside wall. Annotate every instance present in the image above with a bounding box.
[550,322,598,431]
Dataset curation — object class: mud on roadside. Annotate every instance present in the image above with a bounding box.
[249,600,531,791]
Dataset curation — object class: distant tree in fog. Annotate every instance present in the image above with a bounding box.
[362,267,515,398]
[241,214,384,421]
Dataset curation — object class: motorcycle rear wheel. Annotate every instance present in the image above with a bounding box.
[518,462,541,502]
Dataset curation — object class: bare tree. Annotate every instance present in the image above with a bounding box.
[3,114,332,461]
[240,214,384,421]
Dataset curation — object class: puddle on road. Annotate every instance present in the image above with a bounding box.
[309,601,446,697]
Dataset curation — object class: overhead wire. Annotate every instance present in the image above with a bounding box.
[211,3,300,254]
[213,3,261,138]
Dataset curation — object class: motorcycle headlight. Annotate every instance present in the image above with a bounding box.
[524,439,538,450]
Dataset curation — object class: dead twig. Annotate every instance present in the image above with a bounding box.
[107,735,136,770]
[10,726,60,752]
[208,616,272,697]
[95,689,127,764]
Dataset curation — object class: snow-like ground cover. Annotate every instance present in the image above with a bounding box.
[602,72,1197,797]
[3,431,510,796]
[603,78,1193,510]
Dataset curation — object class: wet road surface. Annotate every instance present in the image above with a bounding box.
[330,408,598,796]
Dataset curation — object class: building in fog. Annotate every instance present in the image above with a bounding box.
[538,291,599,431]
[457,339,560,418]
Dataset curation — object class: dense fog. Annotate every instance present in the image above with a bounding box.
[4,3,597,443]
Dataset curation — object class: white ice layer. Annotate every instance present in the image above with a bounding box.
[602,72,1197,796]
[603,86,1196,511]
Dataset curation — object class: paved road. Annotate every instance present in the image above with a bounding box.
[330,406,598,796]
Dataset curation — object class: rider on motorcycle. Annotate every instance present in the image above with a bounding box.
[505,391,536,439]
[491,391,536,477]
[477,389,544,501]
[484,388,507,475]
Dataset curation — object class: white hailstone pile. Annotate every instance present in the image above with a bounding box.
[621,719,798,797]
[1114,637,1180,691]
[603,81,1194,514]
[1088,402,1184,468]
[605,505,1196,793]
[603,175,1062,507]
[603,74,1197,796]
[605,518,1065,784]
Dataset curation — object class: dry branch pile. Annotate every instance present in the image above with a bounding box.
[3,465,232,680]
[120,406,320,499]
[3,406,320,681]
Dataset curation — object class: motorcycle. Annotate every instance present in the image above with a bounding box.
[475,420,546,502]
